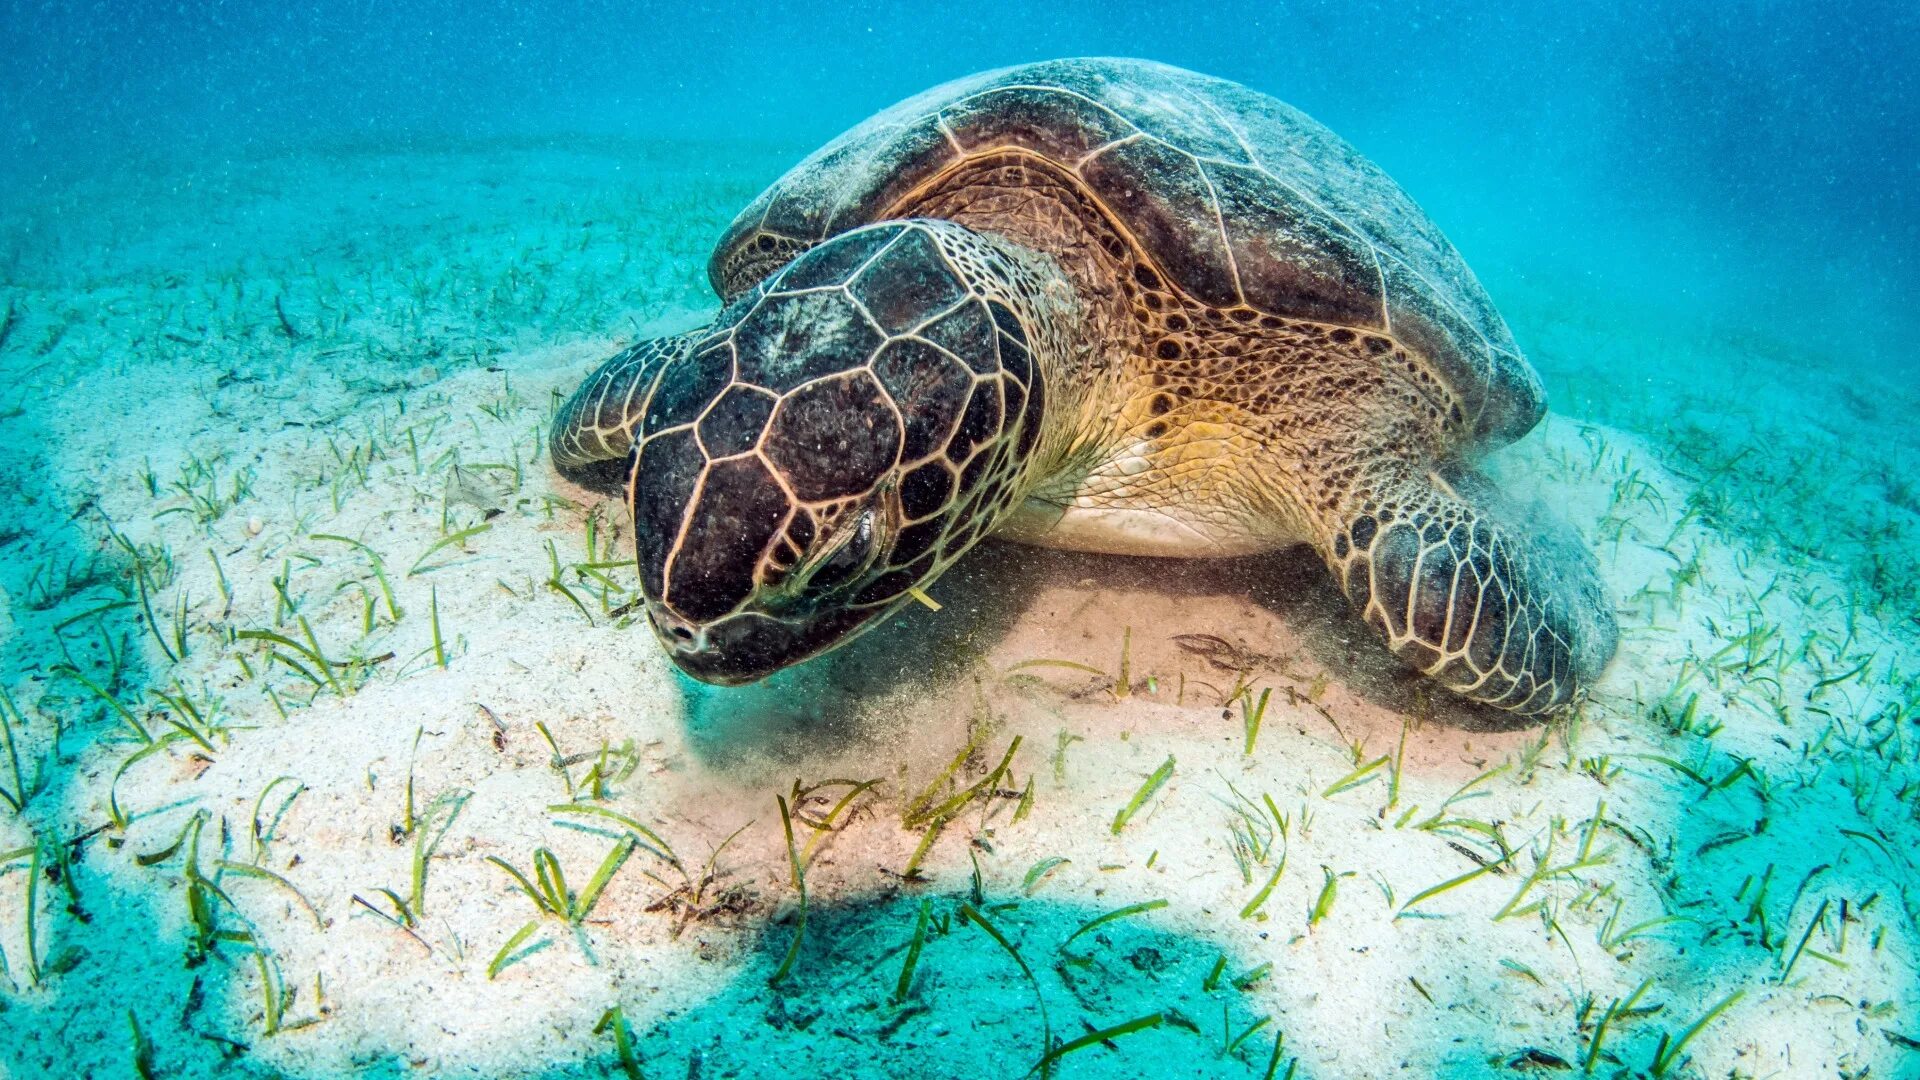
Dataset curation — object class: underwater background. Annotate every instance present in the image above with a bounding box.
[1,1,1917,1077]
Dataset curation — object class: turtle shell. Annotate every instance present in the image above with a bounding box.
[710,58,1543,446]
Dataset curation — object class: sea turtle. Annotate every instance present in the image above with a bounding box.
[551,58,1617,715]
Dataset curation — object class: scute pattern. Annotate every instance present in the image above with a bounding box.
[776,226,895,291]
[561,220,1054,634]
[926,300,1002,375]
[1206,161,1383,328]
[1080,136,1241,309]
[848,228,969,333]
[942,85,1133,162]
[735,290,884,393]
[550,334,689,487]
[644,341,734,437]
[669,456,791,622]
[873,337,973,461]
[630,428,704,597]
[709,57,1540,444]
[763,371,902,501]
[697,384,777,460]
[1324,465,1616,716]
[551,60,1615,712]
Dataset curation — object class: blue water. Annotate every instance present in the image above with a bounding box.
[7,1,1917,362]
[4,3,1919,1077]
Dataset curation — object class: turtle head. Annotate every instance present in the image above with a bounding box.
[626,220,1049,684]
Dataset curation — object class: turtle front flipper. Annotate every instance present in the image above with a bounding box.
[1323,463,1616,716]
[550,332,700,493]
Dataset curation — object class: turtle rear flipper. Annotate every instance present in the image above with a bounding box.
[1325,464,1617,715]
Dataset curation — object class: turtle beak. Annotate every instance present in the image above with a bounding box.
[647,604,879,685]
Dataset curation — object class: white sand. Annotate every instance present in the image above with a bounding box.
[1,140,1916,1078]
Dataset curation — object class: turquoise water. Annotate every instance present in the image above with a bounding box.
[2,3,1917,1077]
[8,1,1915,360]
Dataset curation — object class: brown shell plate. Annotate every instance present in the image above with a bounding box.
[709,58,1543,444]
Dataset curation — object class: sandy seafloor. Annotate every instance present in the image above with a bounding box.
[0,137,1917,1079]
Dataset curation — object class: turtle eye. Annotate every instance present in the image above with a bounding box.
[807,509,877,591]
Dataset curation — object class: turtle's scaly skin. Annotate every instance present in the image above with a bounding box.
[554,221,1077,684]
[553,59,1617,715]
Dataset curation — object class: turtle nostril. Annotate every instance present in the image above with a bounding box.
[648,602,700,645]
